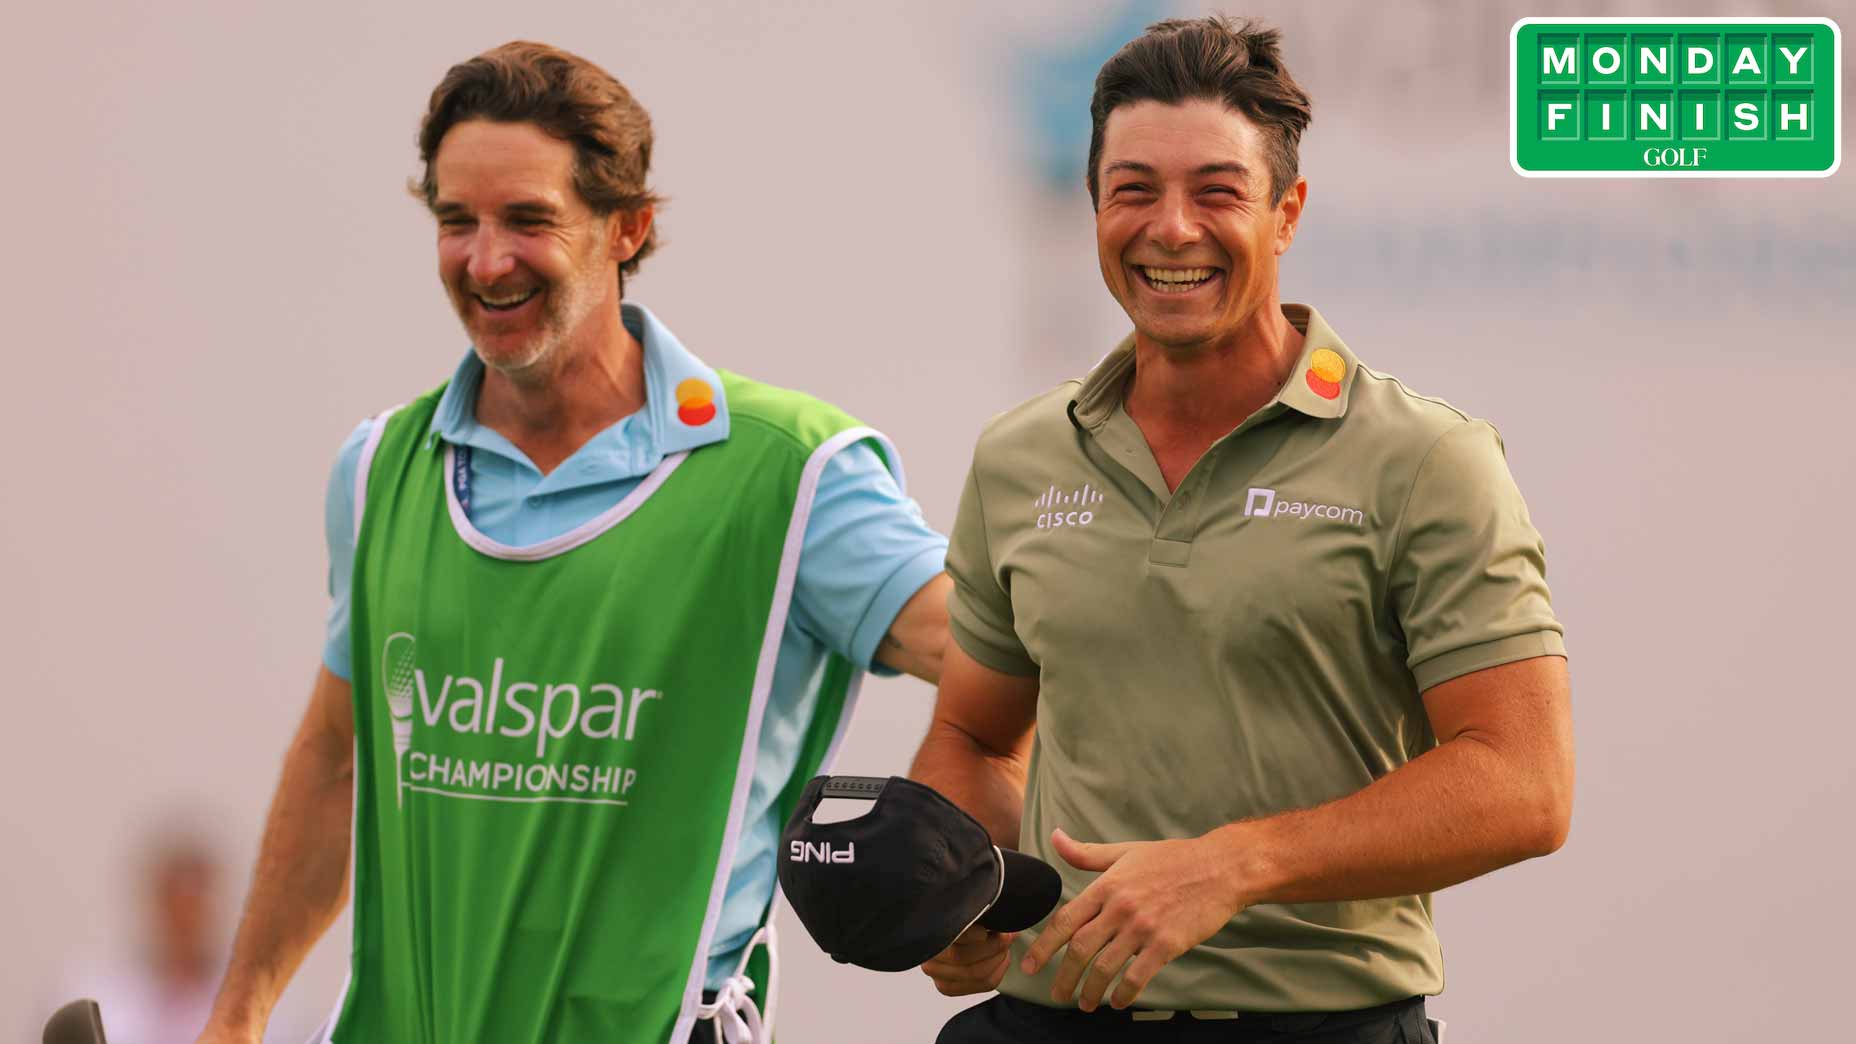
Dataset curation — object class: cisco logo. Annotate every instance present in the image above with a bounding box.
[1034,483,1105,529]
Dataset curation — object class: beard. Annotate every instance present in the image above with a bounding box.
[450,253,611,379]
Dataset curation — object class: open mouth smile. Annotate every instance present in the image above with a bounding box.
[1135,265,1221,294]
[473,288,539,313]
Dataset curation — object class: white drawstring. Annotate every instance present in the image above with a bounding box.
[695,922,780,1043]
[695,974,762,1044]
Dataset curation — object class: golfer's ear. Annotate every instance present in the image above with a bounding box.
[1275,177,1307,256]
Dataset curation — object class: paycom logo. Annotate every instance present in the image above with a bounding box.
[1512,17,1840,176]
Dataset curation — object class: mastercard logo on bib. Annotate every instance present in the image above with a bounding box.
[676,378,717,426]
[1304,348,1345,400]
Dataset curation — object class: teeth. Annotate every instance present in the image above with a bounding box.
[478,289,537,308]
[1141,266,1216,284]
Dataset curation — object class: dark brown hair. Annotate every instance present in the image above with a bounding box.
[413,41,663,277]
[1087,16,1312,207]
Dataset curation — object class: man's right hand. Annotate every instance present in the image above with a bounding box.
[908,640,1038,999]
[921,924,1016,996]
[194,665,356,1044]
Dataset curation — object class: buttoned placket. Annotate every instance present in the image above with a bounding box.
[1082,401,1294,568]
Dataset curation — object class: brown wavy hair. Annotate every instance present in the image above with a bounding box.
[1087,16,1313,206]
[413,41,664,278]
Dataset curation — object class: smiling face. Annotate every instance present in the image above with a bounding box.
[1094,98,1304,353]
[431,120,645,376]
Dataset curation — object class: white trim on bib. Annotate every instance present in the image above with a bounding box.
[442,445,688,561]
[350,406,401,541]
[319,403,401,1044]
[674,426,902,1044]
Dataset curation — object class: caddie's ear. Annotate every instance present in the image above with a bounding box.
[1275,177,1307,256]
[608,206,655,265]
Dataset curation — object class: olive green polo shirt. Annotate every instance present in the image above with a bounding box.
[947,303,1565,1013]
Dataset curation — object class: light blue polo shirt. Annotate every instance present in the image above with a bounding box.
[321,303,946,988]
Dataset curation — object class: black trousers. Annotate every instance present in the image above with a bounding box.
[937,995,1437,1044]
[688,992,721,1044]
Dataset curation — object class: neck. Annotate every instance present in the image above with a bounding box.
[1124,297,1303,437]
[474,300,646,475]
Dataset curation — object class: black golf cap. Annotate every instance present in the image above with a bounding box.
[779,775,1062,972]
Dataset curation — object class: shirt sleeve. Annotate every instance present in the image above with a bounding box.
[320,420,374,681]
[945,453,1039,677]
[1389,420,1566,691]
[787,440,948,673]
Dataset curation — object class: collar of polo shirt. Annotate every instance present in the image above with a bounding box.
[425,302,733,460]
[1067,303,1360,431]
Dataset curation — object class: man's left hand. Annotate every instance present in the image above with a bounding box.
[1020,827,1247,1011]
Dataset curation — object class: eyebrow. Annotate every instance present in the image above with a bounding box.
[1104,160,1253,181]
[430,199,563,218]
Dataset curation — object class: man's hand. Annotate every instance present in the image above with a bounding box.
[1021,828,1246,1012]
[196,666,356,1044]
[921,924,1017,997]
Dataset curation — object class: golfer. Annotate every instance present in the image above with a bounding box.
[913,16,1573,1042]
[194,41,949,1044]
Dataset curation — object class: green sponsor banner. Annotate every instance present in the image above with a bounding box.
[1512,18,1841,176]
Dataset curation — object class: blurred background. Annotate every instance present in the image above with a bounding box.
[2,0,1850,1040]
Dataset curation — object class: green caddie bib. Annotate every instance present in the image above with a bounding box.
[324,372,890,1043]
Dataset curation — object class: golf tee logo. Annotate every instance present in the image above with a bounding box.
[382,633,418,807]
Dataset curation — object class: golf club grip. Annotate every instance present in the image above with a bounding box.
[43,998,106,1044]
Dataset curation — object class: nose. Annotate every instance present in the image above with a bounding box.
[1149,191,1202,252]
[463,223,517,288]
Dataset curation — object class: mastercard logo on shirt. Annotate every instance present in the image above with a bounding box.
[676,378,717,426]
[1304,348,1345,401]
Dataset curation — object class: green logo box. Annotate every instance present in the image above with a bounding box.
[1512,18,1840,176]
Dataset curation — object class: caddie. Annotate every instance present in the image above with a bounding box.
[195,41,949,1044]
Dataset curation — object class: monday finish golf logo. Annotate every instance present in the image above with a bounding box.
[379,632,666,807]
[1512,17,1840,176]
